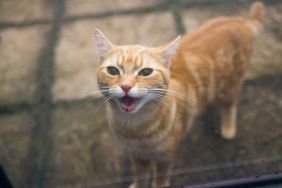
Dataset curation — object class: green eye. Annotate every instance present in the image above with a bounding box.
[107,66,120,75]
[138,68,153,76]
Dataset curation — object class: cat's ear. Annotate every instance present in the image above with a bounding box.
[155,36,181,67]
[94,29,113,58]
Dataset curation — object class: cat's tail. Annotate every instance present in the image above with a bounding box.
[250,1,265,23]
[248,1,265,35]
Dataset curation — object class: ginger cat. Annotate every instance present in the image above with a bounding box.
[94,2,264,188]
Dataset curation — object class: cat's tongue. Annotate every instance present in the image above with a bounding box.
[120,96,139,112]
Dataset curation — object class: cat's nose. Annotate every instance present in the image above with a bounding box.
[121,85,132,94]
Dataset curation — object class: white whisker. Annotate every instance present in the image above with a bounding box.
[92,95,112,116]
[147,93,169,107]
[149,88,193,104]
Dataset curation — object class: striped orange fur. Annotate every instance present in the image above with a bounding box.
[94,2,264,187]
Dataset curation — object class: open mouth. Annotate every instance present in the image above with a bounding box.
[119,96,140,112]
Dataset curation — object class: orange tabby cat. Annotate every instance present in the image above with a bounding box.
[94,2,264,187]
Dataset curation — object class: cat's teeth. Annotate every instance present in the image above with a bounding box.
[120,96,140,112]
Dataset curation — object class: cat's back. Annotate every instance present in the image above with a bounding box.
[179,16,257,56]
[171,2,264,109]
[171,16,258,85]
[176,1,264,60]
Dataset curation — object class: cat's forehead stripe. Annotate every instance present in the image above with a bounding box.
[115,46,147,67]
[117,52,123,67]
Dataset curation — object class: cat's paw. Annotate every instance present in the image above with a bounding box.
[128,182,138,188]
[220,125,236,140]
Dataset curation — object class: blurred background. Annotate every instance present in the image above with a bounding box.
[0,0,282,187]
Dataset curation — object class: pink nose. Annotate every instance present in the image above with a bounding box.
[121,85,132,93]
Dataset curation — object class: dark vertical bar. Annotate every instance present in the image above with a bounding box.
[167,0,186,35]
[24,0,64,187]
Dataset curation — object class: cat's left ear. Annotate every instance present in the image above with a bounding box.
[155,36,181,67]
[94,28,113,59]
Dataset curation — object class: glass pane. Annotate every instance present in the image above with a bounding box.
[0,0,281,187]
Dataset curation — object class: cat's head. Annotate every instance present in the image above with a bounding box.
[94,29,181,114]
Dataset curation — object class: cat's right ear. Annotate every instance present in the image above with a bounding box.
[94,29,113,59]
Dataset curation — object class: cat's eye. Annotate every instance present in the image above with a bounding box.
[138,68,153,76]
[107,66,120,76]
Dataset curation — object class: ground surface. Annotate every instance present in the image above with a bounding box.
[0,0,282,188]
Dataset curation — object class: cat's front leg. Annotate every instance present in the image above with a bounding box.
[220,102,237,140]
[129,158,151,188]
[151,160,172,188]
